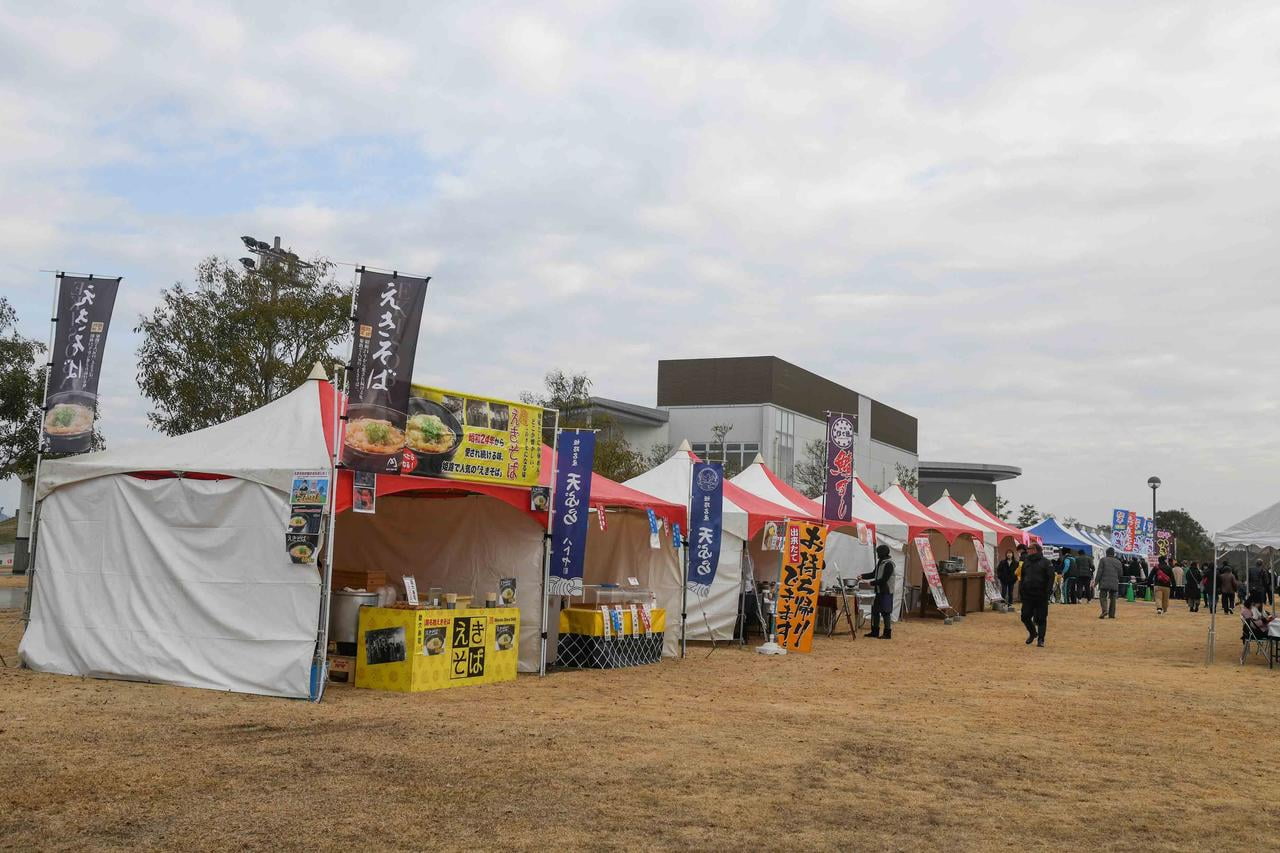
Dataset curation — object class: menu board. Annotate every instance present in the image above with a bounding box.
[401,384,543,486]
[286,470,328,564]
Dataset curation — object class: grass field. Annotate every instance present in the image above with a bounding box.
[0,597,1275,851]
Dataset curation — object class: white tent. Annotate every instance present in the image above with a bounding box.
[21,377,334,699]
[928,490,1002,570]
[623,443,820,641]
[1207,500,1280,663]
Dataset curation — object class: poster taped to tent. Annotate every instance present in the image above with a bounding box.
[286,469,328,564]
[403,384,543,486]
[776,521,828,653]
[914,537,951,611]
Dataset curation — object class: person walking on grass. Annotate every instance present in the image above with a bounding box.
[1150,555,1174,615]
[1218,562,1239,615]
[1019,543,1054,647]
[1094,547,1123,620]
[1185,562,1203,613]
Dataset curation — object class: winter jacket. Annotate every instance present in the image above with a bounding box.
[1074,554,1095,579]
[1184,566,1203,595]
[1150,561,1173,588]
[1019,554,1055,600]
[1094,556,1124,591]
[1218,570,1239,595]
[996,559,1017,585]
[861,558,895,597]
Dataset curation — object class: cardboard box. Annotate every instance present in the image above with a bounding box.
[327,655,356,684]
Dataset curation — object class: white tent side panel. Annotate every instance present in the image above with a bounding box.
[20,476,320,699]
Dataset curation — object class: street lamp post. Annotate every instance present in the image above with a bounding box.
[1148,476,1161,564]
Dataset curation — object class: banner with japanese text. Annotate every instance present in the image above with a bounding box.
[43,274,120,453]
[547,431,596,597]
[1111,509,1128,552]
[687,461,724,596]
[1156,529,1173,559]
[1126,511,1138,553]
[1142,516,1156,557]
[775,521,828,653]
[914,536,952,611]
[342,269,429,474]
[402,384,542,485]
[822,412,856,523]
[973,544,1002,604]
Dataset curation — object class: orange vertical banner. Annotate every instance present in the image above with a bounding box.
[776,520,829,653]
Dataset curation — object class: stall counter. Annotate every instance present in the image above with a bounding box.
[557,606,665,669]
[355,606,519,692]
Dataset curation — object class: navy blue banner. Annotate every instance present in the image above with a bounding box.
[547,431,596,596]
[687,462,724,595]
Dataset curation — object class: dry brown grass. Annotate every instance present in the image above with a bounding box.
[0,573,28,589]
[0,599,1275,852]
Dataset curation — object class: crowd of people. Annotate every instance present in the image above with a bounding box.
[992,544,1279,647]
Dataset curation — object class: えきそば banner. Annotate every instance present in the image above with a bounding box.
[400,385,543,486]
[775,521,828,653]
[823,412,856,523]
[342,269,430,474]
[687,461,724,596]
[548,431,596,597]
[43,274,121,454]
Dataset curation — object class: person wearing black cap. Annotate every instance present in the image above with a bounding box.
[861,543,896,640]
[1019,543,1054,647]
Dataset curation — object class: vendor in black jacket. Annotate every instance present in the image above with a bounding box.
[1019,543,1054,647]
[860,544,896,640]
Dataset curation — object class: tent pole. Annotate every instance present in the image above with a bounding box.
[736,542,748,646]
[538,411,561,678]
[21,273,63,635]
[680,542,688,657]
[1207,534,1217,665]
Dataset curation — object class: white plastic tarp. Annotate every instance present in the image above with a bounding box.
[20,476,321,698]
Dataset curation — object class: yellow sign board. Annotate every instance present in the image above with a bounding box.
[403,384,543,486]
[355,607,520,692]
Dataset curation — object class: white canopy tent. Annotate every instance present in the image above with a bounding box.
[21,377,335,699]
[928,490,1003,569]
[1208,499,1280,663]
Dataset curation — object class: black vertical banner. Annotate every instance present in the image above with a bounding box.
[342,269,430,474]
[43,274,120,453]
[822,411,856,523]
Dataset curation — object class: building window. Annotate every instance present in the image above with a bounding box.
[692,442,760,474]
[774,409,795,483]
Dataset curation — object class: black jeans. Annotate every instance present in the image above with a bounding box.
[1001,580,1015,604]
[1021,596,1048,642]
[870,593,893,634]
[1221,592,1235,612]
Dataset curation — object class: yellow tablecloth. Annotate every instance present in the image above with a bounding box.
[559,607,666,637]
[355,606,519,692]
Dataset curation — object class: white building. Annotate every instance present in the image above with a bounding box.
[590,356,918,491]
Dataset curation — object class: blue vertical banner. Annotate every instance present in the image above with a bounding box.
[547,431,596,597]
[1110,509,1128,552]
[822,412,856,523]
[687,462,724,596]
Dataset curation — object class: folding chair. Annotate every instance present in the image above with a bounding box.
[1239,613,1278,669]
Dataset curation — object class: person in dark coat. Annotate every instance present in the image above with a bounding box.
[1019,543,1054,647]
[1218,563,1239,614]
[1074,550,1095,603]
[996,549,1018,606]
[1094,547,1124,619]
[861,543,895,640]
[1184,562,1203,612]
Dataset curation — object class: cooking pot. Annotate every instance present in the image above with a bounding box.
[329,590,379,645]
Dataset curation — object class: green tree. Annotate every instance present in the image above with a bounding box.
[994,494,1011,522]
[0,297,45,479]
[1155,508,1213,562]
[135,254,348,435]
[793,439,826,499]
[894,462,919,496]
[1016,504,1041,528]
[522,370,649,482]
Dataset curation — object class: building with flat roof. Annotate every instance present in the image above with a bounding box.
[588,356,919,491]
[917,461,1022,514]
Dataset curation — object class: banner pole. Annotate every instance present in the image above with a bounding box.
[538,410,561,677]
[21,272,63,631]
[313,269,359,701]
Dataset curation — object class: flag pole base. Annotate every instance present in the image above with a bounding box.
[756,641,787,656]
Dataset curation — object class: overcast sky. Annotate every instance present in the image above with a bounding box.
[3,2,1278,532]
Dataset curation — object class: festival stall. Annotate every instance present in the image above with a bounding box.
[1208,500,1280,662]
[1022,517,1097,555]
[20,374,337,699]
[623,443,820,643]
[730,454,878,582]
[332,443,686,675]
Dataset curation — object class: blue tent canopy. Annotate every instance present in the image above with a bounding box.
[1023,517,1099,553]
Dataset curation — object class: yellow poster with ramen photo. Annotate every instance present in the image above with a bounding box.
[403,384,544,486]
